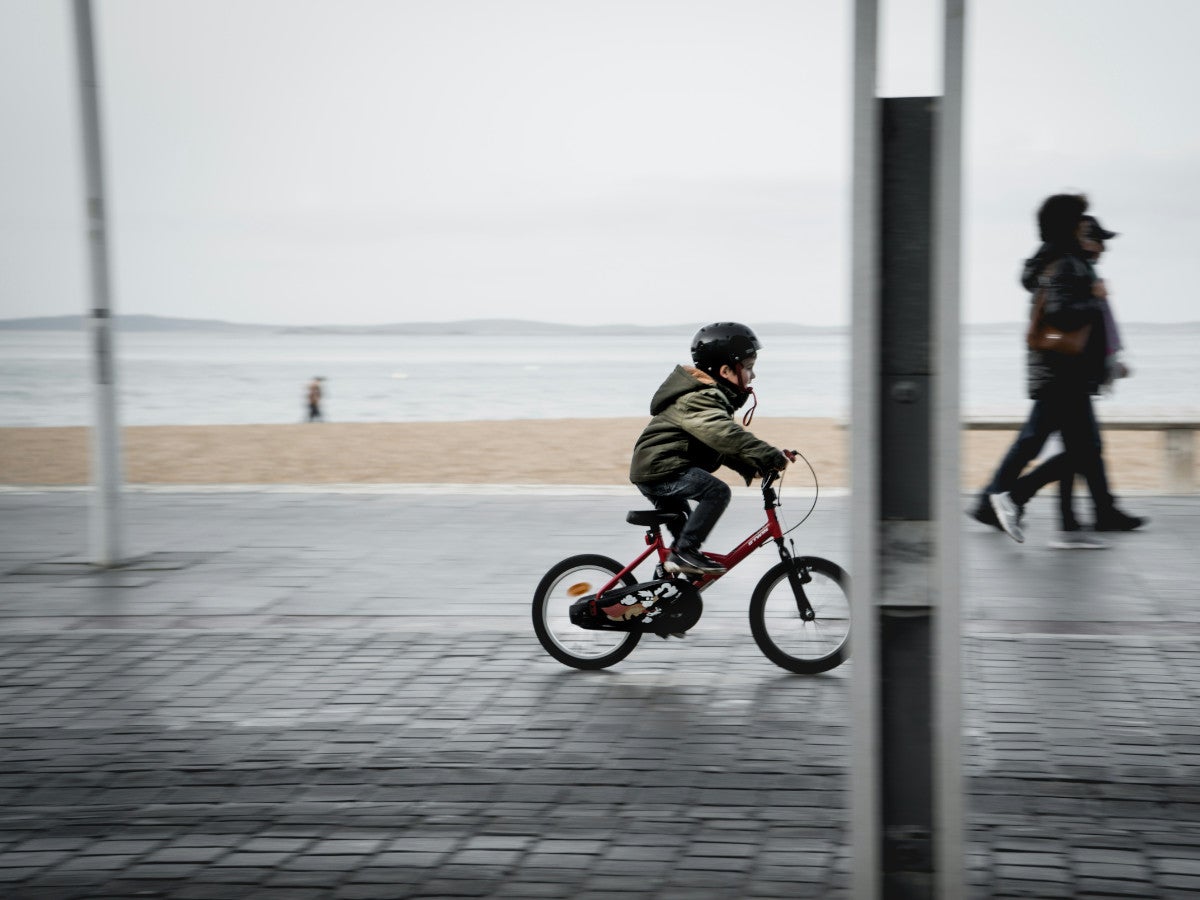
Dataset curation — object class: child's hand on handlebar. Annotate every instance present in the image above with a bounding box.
[762,448,797,478]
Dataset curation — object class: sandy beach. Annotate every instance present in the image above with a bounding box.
[0,417,1177,492]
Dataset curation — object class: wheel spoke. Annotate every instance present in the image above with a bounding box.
[532,555,641,670]
[750,557,851,674]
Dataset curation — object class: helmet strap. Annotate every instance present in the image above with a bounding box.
[713,368,738,394]
[715,362,756,423]
[741,386,757,426]
[729,360,754,392]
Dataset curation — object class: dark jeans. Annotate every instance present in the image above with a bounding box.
[982,386,1113,527]
[636,467,731,552]
[1009,453,1079,529]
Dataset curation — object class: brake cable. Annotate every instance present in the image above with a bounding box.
[778,448,819,535]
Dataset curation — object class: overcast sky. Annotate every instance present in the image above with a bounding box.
[2,0,1198,327]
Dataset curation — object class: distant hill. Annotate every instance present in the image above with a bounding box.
[0,314,275,333]
[0,314,849,336]
[2,313,1196,335]
[276,319,850,336]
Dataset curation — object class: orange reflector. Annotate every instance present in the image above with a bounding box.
[566,582,592,596]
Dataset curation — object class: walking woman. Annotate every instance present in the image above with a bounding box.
[972,194,1139,548]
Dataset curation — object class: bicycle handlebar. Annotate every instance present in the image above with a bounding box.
[760,450,798,492]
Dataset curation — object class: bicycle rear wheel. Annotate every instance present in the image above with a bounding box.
[749,556,850,674]
[532,554,641,670]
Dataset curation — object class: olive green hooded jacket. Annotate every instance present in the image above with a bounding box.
[629,365,787,486]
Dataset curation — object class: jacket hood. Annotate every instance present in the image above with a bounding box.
[649,366,714,415]
[648,365,746,414]
[1023,241,1095,291]
[1021,247,1047,292]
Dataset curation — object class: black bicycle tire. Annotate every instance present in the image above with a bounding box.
[749,556,851,674]
[532,554,641,670]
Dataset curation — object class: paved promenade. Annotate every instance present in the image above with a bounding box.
[1,486,1198,899]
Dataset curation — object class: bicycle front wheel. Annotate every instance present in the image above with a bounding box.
[749,556,850,674]
[532,554,641,670]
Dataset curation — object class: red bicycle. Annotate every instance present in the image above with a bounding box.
[531,467,851,673]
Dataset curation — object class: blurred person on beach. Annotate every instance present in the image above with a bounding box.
[629,322,794,575]
[306,377,324,422]
[987,215,1146,539]
[970,197,1144,549]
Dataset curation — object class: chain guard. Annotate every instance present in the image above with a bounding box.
[569,577,703,634]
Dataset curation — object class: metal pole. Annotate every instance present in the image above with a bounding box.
[71,0,124,567]
[878,92,936,900]
[851,1,966,896]
[933,2,966,896]
[849,0,881,897]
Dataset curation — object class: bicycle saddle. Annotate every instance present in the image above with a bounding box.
[625,510,685,527]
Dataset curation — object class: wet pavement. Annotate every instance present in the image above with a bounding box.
[1,486,1197,898]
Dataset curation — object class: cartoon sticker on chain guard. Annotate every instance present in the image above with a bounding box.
[569,577,703,634]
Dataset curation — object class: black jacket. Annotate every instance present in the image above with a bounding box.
[1022,245,1108,398]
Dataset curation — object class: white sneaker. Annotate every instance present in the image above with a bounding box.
[988,492,1025,544]
[1048,530,1109,550]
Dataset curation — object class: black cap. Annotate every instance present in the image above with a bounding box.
[1083,215,1117,240]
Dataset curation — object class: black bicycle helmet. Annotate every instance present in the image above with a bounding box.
[690,322,762,375]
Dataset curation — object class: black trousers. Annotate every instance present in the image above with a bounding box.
[983,385,1113,527]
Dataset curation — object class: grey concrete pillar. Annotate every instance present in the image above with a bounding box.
[850,3,964,898]
[71,0,124,566]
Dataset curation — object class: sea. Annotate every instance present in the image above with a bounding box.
[1,325,1197,427]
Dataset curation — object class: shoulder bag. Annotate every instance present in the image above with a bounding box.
[1025,261,1092,356]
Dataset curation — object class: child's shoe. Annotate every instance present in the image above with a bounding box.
[665,548,726,575]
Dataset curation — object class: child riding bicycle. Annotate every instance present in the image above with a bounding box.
[629,322,794,576]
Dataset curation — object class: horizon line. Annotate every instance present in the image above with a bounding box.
[2,312,1200,331]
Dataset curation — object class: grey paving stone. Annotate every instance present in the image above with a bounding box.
[448,848,524,866]
[1157,857,1200,875]
[169,883,260,899]
[1161,874,1200,892]
[1075,879,1158,897]
[259,869,344,888]
[0,490,1198,897]
[333,886,418,900]
[0,867,46,883]
[491,881,576,898]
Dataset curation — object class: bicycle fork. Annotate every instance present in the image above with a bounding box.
[776,539,815,621]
